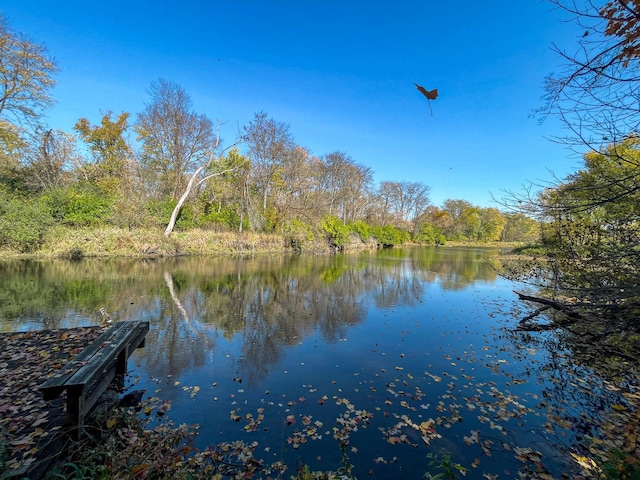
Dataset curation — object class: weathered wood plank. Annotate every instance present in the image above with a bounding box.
[65,323,148,432]
[38,322,130,399]
[37,321,149,439]
[65,321,147,388]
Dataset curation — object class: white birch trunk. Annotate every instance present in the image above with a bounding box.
[164,164,205,236]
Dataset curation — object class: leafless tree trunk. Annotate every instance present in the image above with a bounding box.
[164,132,237,236]
[165,163,207,236]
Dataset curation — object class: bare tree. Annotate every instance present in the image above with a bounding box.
[542,1,640,156]
[317,151,352,217]
[242,112,295,230]
[378,181,431,231]
[134,80,242,235]
[316,151,374,223]
[375,181,395,226]
[25,129,78,191]
[498,1,640,337]
[199,148,252,232]
[135,79,216,200]
[0,15,57,134]
[272,146,320,225]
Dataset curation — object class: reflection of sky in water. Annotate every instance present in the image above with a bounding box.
[126,256,563,478]
[1,249,612,478]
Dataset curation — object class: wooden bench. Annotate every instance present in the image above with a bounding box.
[39,321,149,438]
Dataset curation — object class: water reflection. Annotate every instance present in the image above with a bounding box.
[7,247,601,478]
[0,248,504,379]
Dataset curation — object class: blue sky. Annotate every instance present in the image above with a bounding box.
[2,1,587,207]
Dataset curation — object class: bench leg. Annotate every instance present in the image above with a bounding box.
[116,346,129,374]
[116,324,147,373]
[66,385,85,440]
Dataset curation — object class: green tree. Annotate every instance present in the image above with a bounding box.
[441,199,474,240]
[0,16,57,196]
[74,112,132,193]
[534,137,640,327]
[420,205,454,240]
[476,207,506,242]
[459,206,481,240]
[414,222,446,245]
[502,213,539,243]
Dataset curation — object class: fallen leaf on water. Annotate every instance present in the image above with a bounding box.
[570,452,598,470]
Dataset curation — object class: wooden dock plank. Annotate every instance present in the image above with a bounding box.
[37,321,149,440]
[38,322,131,400]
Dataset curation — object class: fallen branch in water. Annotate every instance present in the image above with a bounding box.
[514,290,584,331]
[514,291,583,318]
[519,305,552,323]
[514,293,640,363]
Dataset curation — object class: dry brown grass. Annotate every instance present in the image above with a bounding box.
[28,226,288,259]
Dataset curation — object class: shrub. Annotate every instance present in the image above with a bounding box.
[145,198,197,230]
[348,220,372,242]
[43,187,111,227]
[145,198,173,227]
[0,196,54,252]
[321,215,350,248]
[203,204,246,231]
[283,219,315,252]
[371,225,410,247]
[414,223,446,245]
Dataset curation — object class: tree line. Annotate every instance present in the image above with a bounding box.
[0,15,538,253]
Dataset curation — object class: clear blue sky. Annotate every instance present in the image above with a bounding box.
[2,1,586,208]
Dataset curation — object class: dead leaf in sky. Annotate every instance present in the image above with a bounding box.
[414,83,438,116]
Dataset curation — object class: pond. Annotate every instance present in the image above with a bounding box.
[0,247,627,478]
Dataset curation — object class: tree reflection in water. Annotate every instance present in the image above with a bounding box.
[8,247,608,478]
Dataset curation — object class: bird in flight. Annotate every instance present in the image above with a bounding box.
[414,83,438,116]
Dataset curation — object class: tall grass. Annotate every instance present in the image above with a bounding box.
[25,226,289,259]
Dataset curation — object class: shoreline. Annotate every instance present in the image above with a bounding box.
[0,226,521,260]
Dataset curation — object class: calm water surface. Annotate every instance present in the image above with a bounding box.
[0,247,614,478]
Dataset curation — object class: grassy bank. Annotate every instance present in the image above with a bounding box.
[0,226,524,260]
[0,226,294,259]
[443,240,524,249]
